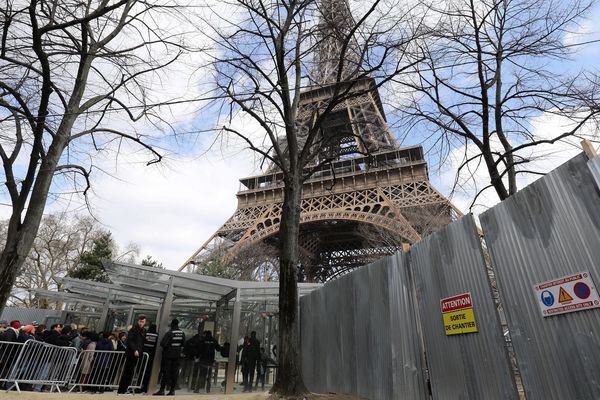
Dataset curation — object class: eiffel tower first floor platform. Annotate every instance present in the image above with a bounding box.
[180,147,463,282]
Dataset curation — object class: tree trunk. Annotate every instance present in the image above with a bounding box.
[0,234,29,309]
[0,132,71,310]
[272,171,309,396]
[482,146,509,201]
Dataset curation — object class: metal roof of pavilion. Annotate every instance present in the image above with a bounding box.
[32,261,322,311]
[29,288,107,307]
[102,261,322,305]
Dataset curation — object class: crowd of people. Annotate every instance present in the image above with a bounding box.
[0,316,276,395]
[0,319,81,346]
[0,317,150,393]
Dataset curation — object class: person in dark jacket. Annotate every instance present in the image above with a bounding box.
[116,331,127,352]
[154,319,185,396]
[0,320,8,339]
[195,330,220,393]
[34,324,46,342]
[184,328,203,391]
[2,320,20,342]
[94,331,114,392]
[0,321,20,382]
[117,315,146,394]
[17,325,36,343]
[140,323,158,393]
[254,347,269,390]
[241,331,260,392]
[45,324,70,346]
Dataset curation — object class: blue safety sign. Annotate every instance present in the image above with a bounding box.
[541,290,554,307]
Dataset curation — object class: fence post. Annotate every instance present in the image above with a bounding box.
[225,290,241,395]
[148,276,174,392]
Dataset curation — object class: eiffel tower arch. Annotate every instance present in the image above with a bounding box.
[180,0,461,281]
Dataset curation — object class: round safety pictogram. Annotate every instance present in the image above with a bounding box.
[574,282,591,299]
[541,290,554,307]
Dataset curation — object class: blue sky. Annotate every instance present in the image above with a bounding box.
[2,0,599,270]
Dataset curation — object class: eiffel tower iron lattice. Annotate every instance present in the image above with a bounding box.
[180,0,462,281]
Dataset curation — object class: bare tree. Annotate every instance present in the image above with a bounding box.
[0,0,198,308]
[5,213,103,308]
[232,241,280,281]
[199,0,423,394]
[192,240,279,280]
[399,0,600,204]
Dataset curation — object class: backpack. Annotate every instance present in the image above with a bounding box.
[220,342,230,358]
[183,334,200,358]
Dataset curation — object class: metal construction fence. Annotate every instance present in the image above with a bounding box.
[301,253,426,400]
[0,340,148,393]
[0,308,62,327]
[301,151,600,399]
[480,153,600,399]
[411,215,518,399]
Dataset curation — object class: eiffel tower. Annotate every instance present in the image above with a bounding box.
[179,0,461,281]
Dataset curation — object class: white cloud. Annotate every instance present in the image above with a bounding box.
[4,0,599,275]
[84,149,257,270]
[564,3,600,47]
[56,111,266,271]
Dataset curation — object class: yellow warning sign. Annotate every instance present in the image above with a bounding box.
[559,286,573,303]
[443,308,478,335]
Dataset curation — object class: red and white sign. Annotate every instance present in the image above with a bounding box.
[440,293,473,313]
[533,272,600,317]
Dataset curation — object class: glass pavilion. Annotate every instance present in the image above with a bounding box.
[32,261,321,394]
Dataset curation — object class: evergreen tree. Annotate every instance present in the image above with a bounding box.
[141,255,163,269]
[68,233,113,283]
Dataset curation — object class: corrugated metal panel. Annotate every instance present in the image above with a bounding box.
[300,254,426,399]
[0,307,62,325]
[588,154,600,188]
[411,215,518,399]
[481,153,600,399]
[389,252,427,399]
[300,289,317,389]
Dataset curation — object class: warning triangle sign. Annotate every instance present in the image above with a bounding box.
[559,286,573,303]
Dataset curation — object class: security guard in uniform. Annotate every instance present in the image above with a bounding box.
[154,319,185,396]
[140,323,159,393]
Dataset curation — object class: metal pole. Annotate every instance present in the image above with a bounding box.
[213,302,220,385]
[262,311,266,347]
[267,314,274,384]
[267,315,273,357]
[97,290,112,332]
[59,310,69,325]
[126,305,135,328]
[148,277,174,392]
[213,302,220,342]
[225,290,241,395]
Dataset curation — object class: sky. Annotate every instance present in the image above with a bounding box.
[2,0,600,271]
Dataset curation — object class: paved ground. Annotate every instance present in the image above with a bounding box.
[3,392,268,400]
[3,392,363,400]
[3,377,363,400]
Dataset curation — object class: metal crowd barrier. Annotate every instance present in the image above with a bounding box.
[0,341,25,386]
[1,340,149,393]
[3,339,78,393]
[68,350,149,393]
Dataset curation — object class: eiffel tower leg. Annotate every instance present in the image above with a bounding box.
[180,233,218,271]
